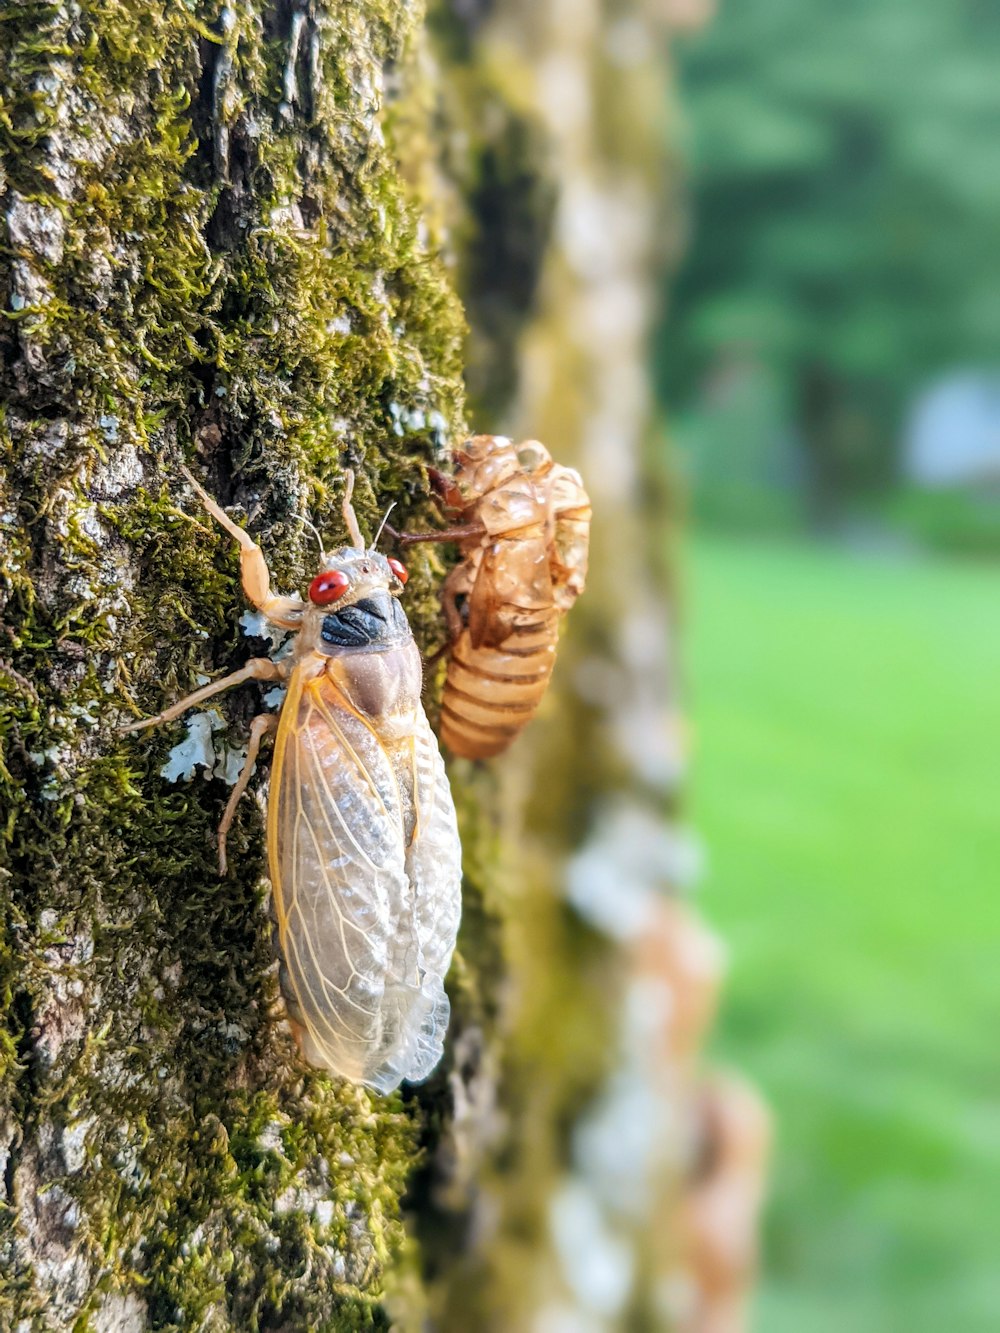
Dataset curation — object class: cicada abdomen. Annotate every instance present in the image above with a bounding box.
[402,436,592,760]
[124,470,462,1094]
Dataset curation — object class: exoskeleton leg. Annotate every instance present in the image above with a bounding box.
[383,520,485,547]
[218,712,279,875]
[439,559,476,644]
[181,465,305,629]
[122,657,286,733]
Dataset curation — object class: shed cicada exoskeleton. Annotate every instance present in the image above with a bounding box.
[124,467,462,1095]
[391,435,592,759]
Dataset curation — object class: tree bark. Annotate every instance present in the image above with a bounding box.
[1,3,467,1328]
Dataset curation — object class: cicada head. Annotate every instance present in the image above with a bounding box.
[300,545,411,654]
[514,438,555,478]
[298,471,411,656]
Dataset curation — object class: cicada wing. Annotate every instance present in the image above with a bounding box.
[269,661,461,1095]
[269,663,411,1089]
[397,708,462,1084]
[342,701,462,1094]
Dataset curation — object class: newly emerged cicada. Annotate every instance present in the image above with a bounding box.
[125,467,462,1094]
[393,435,592,759]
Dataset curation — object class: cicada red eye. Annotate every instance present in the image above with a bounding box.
[309,570,350,605]
[387,558,408,585]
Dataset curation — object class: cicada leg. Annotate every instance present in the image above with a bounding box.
[180,464,305,630]
[439,559,475,645]
[121,657,286,733]
[218,711,279,875]
[383,520,485,547]
[427,466,465,512]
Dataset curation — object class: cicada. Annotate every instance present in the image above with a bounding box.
[392,435,591,759]
[125,467,462,1094]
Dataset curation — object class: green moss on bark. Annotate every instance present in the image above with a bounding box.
[0,1,471,1326]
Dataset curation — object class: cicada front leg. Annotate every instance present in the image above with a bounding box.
[218,711,279,875]
[439,559,476,646]
[180,465,305,629]
[121,656,286,734]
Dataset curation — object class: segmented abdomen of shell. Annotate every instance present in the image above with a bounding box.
[440,609,560,759]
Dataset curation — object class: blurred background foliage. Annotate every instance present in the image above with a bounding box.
[685,537,1000,1332]
[658,0,1000,546]
[658,2,1000,1329]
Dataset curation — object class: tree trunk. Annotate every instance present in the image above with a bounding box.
[1,3,467,1328]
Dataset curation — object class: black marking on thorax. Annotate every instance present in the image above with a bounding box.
[321,592,409,648]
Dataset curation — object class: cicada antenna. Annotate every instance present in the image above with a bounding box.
[341,469,365,549]
[290,512,326,563]
[372,502,397,550]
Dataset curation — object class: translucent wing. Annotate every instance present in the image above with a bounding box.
[268,659,459,1093]
[392,708,463,1086]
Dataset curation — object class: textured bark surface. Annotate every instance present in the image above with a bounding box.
[0,3,471,1328]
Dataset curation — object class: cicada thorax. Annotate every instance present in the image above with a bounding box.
[437,437,592,760]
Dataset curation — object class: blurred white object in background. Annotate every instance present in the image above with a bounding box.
[567,804,705,941]
[904,373,1000,488]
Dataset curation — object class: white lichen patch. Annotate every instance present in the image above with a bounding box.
[92,1293,149,1333]
[256,1117,291,1157]
[240,608,292,652]
[548,1179,634,1319]
[0,1114,16,1203]
[10,257,54,311]
[566,803,705,941]
[159,710,221,783]
[67,700,101,734]
[14,1141,93,1320]
[220,1020,249,1045]
[28,419,70,463]
[61,1117,95,1175]
[159,708,253,788]
[387,399,432,437]
[86,440,145,501]
[178,1223,206,1258]
[213,739,249,786]
[6,193,66,264]
[71,501,109,547]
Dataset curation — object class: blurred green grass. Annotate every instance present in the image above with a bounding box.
[685,534,1000,1333]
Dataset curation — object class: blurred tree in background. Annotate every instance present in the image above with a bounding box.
[658,0,1000,527]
